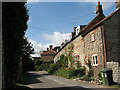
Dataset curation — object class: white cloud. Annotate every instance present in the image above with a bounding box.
[28,32,71,57]
[42,32,72,46]
[29,39,47,57]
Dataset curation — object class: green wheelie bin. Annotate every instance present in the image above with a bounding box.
[101,68,114,86]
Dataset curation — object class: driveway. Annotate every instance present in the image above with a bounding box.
[26,71,119,90]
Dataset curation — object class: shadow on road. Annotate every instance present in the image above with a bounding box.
[14,71,118,90]
[26,71,52,85]
[6,86,119,90]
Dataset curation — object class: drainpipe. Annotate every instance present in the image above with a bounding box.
[101,25,107,69]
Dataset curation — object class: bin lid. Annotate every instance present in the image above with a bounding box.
[101,68,112,72]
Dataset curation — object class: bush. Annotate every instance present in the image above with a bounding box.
[98,72,102,80]
[35,65,43,71]
[48,64,56,74]
[53,67,85,79]
[69,68,85,78]
[57,69,70,79]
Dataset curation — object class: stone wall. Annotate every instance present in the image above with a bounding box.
[72,35,85,66]
[107,62,120,84]
[54,35,85,66]
[104,10,120,64]
[84,27,104,77]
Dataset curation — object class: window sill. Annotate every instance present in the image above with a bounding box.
[93,64,98,67]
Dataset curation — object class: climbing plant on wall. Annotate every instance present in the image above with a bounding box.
[67,43,74,67]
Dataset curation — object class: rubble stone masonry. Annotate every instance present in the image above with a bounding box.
[84,27,104,77]
[107,62,120,84]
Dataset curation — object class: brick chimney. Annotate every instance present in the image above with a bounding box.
[49,45,53,50]
[47,48,49,51]
[116,0,120,9]
[95,1,103,15]
[73,27,77,33]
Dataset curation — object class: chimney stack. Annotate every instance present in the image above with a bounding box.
[116,0,120,9]
[95,1,103,15]
[47,48,49,51]
[49,45,53,50]
[73,27,77,33]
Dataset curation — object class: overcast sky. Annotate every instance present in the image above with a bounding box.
[25,0,116,57]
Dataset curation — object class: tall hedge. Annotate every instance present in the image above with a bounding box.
[2,2,29,88]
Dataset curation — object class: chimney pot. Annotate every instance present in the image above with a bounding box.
[116,0,120,9]
[97,1,100,5]
[49,45,53,50]
[73,27,77,33]
[96,1,103,15]
[47,48,49,51]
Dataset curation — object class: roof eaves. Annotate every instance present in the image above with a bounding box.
[82,9,119,37]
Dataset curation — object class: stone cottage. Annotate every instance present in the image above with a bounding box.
[54,1,120,83]
[41,45,57,62]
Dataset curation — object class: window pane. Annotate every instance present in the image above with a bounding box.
[95,56,97,64]
[93,56,95,64]
[91,34,95,41]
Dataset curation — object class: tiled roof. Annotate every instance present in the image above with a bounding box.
[82,9,120,36]
[81,13,106,36]
[41,50,57,55]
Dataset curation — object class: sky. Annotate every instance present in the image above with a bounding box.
[25,0,116,57]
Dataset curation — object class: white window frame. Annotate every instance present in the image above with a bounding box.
[91,34,95,41]
[92,54,98,66]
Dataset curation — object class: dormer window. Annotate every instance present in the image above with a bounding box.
[91,33,95,42]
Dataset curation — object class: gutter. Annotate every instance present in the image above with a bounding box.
[101,25,107,68]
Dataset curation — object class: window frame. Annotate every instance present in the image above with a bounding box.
[91,33,95,42]
[92,54,98,66]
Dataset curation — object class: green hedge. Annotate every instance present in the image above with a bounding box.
[47,64,56,74]
[53,68,85,79]
[69,68,85,77]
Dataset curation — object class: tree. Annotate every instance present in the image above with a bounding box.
[22,37,34,73]
[2,2,29,88]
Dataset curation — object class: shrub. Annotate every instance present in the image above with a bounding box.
[48,64,56,74]
[57,69,70,79]
[35,65,43,71]
[76,61,82,69]
[69,67,85,78]
[98,72,102,80]
[53,67,85,79]
[34,59,43,65]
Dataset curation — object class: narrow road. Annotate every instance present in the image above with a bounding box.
[26,71,118,90]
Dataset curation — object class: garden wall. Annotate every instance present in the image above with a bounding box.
[107,62,120,84]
